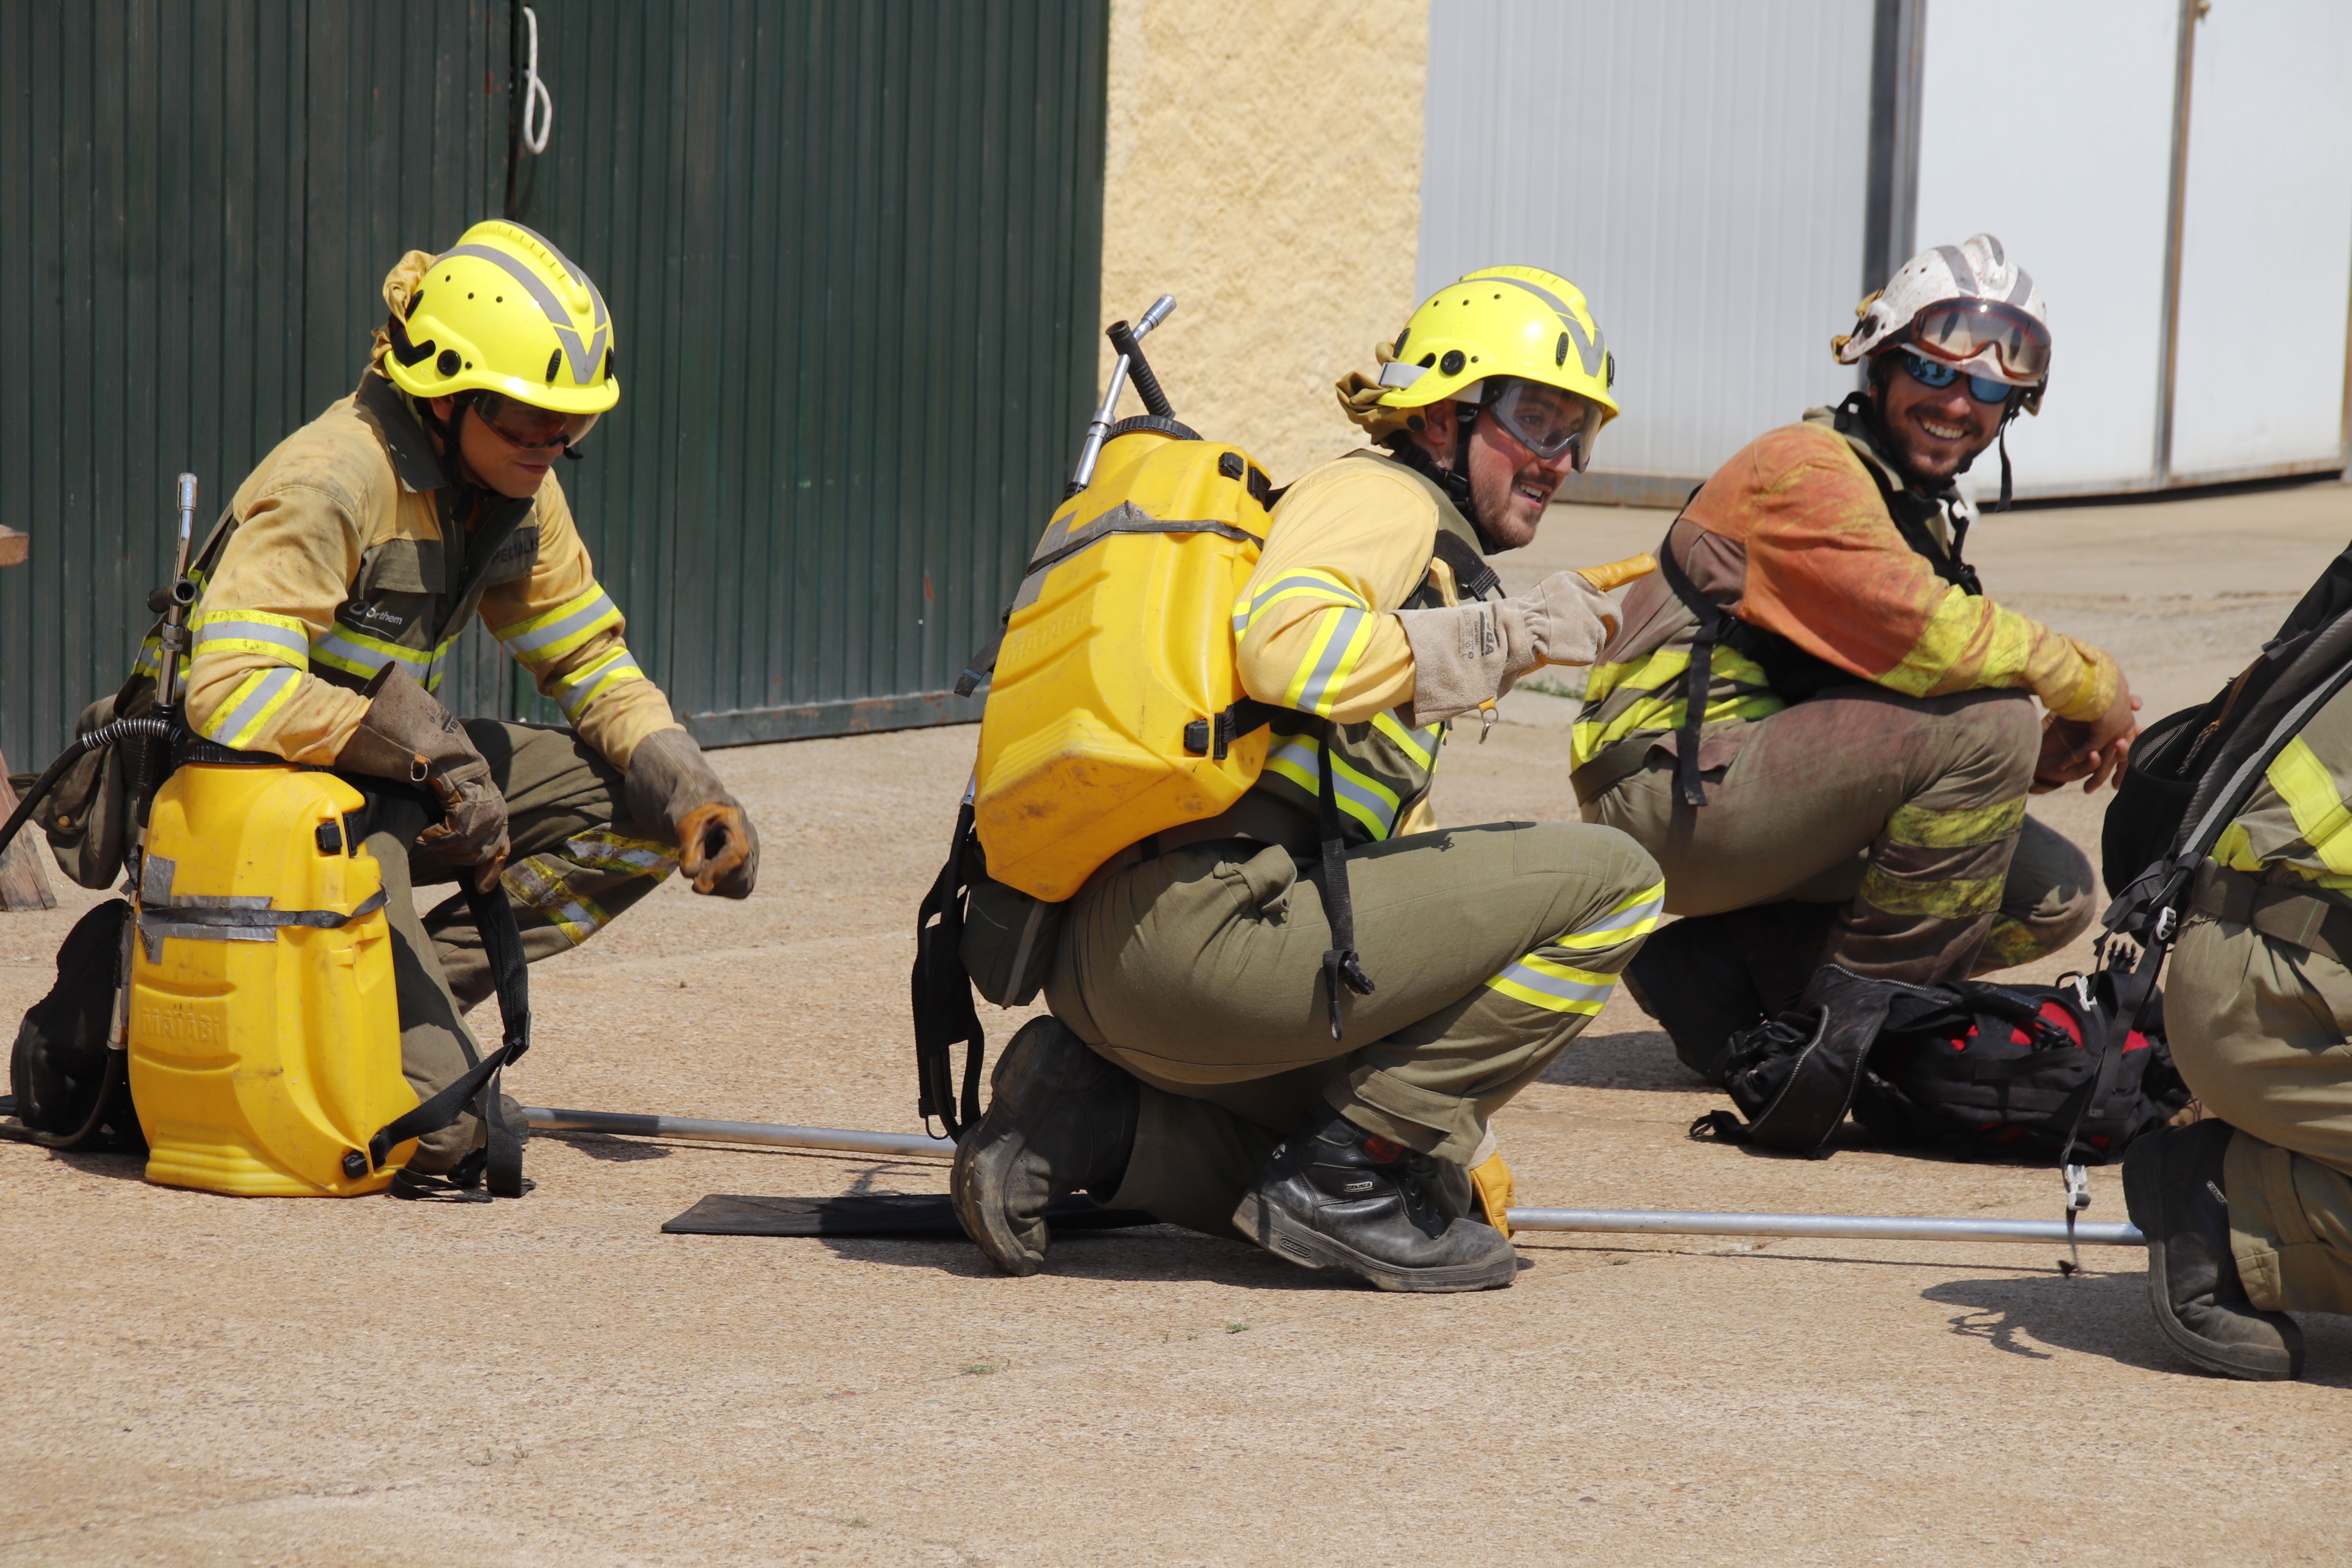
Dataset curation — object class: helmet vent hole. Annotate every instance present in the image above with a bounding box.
[1417,353,1436,368]
[1556,332,1569,367]
[436,349,461,377]
[603,347,616,379]
[546,348,563,383]
[1439,349,1466,376]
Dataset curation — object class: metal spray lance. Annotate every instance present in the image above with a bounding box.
[107,472,201,1066]
[1067,293,1176,496]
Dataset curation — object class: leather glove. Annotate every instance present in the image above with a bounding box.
[1395,569,1622,724]
[624,728,759,897]
[336,666,510,891]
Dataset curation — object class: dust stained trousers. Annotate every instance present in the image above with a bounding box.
[1040,450,1663,1234]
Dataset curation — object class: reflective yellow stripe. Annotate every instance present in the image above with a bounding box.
[311,622,458,690]
[1886,797,2027,849]
[1371,709,1442,769]
[1858,864,2005,918]
[192,608,311,666]
[2266,737,2352,875]
[561,828,679,877]
[550,645,646,721]
[1550,880,1665,951]
[1570,645,1780,768]
[1282,606,1374,715]
[1230,568,1365,638]
[1485,953,1617,1014]
[493,584,625,666]
[200,666,303,749]
[1263,732,1402,839]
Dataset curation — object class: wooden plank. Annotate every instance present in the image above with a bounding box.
[0,744,57,911]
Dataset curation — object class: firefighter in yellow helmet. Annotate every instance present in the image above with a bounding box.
[78,220,759,1187]
[951,267,1663,1292]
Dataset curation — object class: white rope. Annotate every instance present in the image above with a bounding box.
[521,6,553,156]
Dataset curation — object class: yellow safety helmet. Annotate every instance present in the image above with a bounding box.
[1375,265,1619,426]
[381,219,619,416]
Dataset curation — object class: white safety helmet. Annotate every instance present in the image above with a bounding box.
[1835,232,2050,415]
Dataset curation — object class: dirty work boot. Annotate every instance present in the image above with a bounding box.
[1623,912,1768,1082]
[2121,1119,2305,1381]
[950,1016,1139,1278]
[1230,1106,1515,1293]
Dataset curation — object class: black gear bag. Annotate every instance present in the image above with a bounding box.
[1694,962,2188,1161]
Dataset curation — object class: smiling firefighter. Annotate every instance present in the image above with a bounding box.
[1574,233,2142,1081]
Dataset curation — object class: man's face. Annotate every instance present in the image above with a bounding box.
[1412,397,1581,550]
[428,395,558,500]
[1871,354,2008,485]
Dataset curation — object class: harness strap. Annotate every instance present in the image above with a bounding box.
[367,875,533,1196]
[1314,723,1376,1041]
[911,797,986,1138]
[1655,542,1722,808]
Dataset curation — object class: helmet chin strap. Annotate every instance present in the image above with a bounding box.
[1392,397,1504,553]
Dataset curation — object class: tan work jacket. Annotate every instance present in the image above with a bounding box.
[154,369,678,769]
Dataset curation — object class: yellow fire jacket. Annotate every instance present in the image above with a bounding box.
[156,369,679,769]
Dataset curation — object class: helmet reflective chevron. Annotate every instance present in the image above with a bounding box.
[381,219,619,416]
[1375,265,1620,427]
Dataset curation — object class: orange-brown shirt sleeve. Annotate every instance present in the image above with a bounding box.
[1697,424,2116,722]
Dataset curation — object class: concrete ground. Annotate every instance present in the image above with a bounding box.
[4,481,2350,1566]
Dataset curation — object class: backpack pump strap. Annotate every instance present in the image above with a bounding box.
[1314,724,1376,1040]
[363,875,534,1196]
[1655,534,1721,808]
[910,797,986,1137]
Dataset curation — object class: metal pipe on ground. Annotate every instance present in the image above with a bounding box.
[519,1107,2146,1247]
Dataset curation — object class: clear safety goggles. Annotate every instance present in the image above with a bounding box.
[472,390,601,451]
[1900,297,2049,385]
[1484,377,1602,471]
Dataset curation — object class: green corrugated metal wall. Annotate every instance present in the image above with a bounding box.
[0,0,1108,766]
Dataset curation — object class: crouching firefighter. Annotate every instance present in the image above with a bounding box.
[1574,233,2140,1080]
[42,221,758,1191]
[942,269,1663,1292]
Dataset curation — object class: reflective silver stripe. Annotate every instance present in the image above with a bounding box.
[1459,272,1608,377]
[501,590,620,659]
[440,241,610,386]
[1293,607,1366,712]
[2007,264,2035,305]
[1935,244,1978,295]
[203,665,299,746]
[194,618,310,661]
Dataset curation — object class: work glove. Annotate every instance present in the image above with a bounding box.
[624,728,760,898]
[336,666,511,891]
[1395,569,1621,725]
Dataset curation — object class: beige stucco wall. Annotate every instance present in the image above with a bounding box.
[1096,0,1430,485]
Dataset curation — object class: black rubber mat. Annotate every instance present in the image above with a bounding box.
[662,1192,1158,1239]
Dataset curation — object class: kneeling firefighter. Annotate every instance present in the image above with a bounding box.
[34,220,758,1189]
[949,269,1664,1292]
[1575,233,2140,1079]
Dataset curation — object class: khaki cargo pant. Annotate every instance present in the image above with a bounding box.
[1580,686,2091,984]
[2168,900,2352,1316]
[1045,821,1662,1236]
[368,721,679,1171]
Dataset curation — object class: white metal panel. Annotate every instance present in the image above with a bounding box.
[1418,0,1874,482]
[2167,1,2352,483]
[1913,0,2176,494]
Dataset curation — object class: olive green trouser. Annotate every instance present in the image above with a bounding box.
[1045,821,1662,1236]
[370,721,680,1171]
[2168,899,2352,1316]
[1580,686,2089,984]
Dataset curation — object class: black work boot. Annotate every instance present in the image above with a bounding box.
[2122,1119,2305,1381]
[1230,1106,1515,1293]
[950,1016,1139,1277]
[1623,912,1768,1082]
